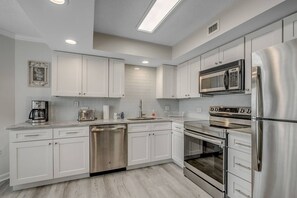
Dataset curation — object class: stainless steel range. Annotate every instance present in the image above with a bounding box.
[184,106,251,198]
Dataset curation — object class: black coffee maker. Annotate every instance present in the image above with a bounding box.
[28,100,49,124]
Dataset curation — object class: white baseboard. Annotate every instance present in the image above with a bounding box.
[0,173,9,183]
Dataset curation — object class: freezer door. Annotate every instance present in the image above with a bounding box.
[252,120,297,198]
[252,38,297,121]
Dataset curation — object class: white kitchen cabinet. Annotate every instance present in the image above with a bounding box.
[109,59,125,98]
[284,12,297,42]
[9,127,89,188]
[172,122,184,168]
[10,140,53,186]
[201,38,244,71]
[128,123,172,167]
[245,20,283,94]
[228,173,252,198]
[176,56,200,99]
[156,65,177,99]
[82,55,109,97]
[151,130,172,162]
[128,132,150,166]
[54,137,89,178]
[52,52,82,97]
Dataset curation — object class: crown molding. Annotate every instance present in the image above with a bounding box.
[0,28,15,39]
[15,34,46,44]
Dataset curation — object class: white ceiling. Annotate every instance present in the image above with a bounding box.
[94,0,238,46]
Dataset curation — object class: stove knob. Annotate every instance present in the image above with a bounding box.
[210,107,214,111]
[240,109,245,113]
[215,108,219,112]
[247,109,251,114]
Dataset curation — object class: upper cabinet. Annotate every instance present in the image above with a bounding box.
[109,59,125,98]
[201,38,244,71]
[52,52,125,98]
[284,12,297,42]
[82,55,109,97]
[52,52,82,97]
[176,56,201,99]
[156,65,176,99]
[245,21,283,94]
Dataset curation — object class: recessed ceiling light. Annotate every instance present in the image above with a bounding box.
[65,39,77,45]
[50,0,67,5]
[142,60,149,64]
[134,67,140,70]
[137,0,182,33]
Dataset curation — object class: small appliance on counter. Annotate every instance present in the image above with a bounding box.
[78,108,96,122]
[28,100,49,124]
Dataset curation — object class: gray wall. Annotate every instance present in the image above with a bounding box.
[179,94,251,119]
[0,34,15,180]
[15,40,179,123]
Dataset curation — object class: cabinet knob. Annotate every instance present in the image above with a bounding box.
[49,143,52,145]
[55,142,58,145]
[153,133,155,135]
[246,89,250,91]
[122,94,125,97]
[83,93,86,95]
[219,61,222,64]
[149,134,151,136]
[172,95,174,98]
[215,62,218,65]
[79,93,81,95]
[185,94,187,96]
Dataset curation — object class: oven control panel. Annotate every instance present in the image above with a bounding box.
[209,106,251,117]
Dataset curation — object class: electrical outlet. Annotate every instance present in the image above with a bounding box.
[165,106,170,111]
[196,107,202,113]
[73,101,79,107]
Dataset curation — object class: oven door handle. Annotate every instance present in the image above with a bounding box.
[185,131,224,146]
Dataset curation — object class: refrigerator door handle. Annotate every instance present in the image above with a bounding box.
[251,66,263,119]
[252,120,263,172]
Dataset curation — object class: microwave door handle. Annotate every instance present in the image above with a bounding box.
[224,70,229,90]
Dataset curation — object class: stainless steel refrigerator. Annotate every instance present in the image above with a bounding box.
[251,38,297,198]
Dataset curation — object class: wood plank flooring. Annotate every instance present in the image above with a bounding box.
[0,163,212,198]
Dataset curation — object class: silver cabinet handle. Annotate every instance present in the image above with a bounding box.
[66,132,79,134]
[235,142,251,148]
[235,189,251,198]
[235,162,251,170]
[24,134,40,137]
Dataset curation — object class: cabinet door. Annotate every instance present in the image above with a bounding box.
[188,57,201,98]
[109,59,125,98]
[128,132,150,166]
[284,12,297,42]
[10,140,53,186]
[159,65,177,99]
[52,52,82,97]
[151,130,172,162]
[178,63,190,98]
[54,137,89,178]
[245,21,283,94]
[82,55,109,97]
[172,131,184,168]
[219,37,244,64]
[201,48,219,70]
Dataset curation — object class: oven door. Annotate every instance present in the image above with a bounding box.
[184,130,226,191]
[199,70,228,93]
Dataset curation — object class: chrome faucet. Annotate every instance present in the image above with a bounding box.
[139,99,144,118]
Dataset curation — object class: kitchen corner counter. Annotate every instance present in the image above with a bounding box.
[6,118,174,131]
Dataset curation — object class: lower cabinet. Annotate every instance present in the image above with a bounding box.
[9,127,89,187]
[54,137,89,178]
[128,125,172,167]
[10,140,54,186]
[172,130,184,167]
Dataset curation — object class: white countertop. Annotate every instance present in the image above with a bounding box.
[6,118,176,131]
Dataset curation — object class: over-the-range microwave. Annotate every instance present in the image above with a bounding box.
[199,59,245,94]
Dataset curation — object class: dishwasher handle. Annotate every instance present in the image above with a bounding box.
[91,126,126,132]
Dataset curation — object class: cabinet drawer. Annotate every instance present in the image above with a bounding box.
[152,122,171,131]
[228,173,251,198]
[228,148,251,182]
[128,123,151,133]
[172,122,184,133]
[228,132,251,153]
[10,129,53,142]
[53,127,89,139]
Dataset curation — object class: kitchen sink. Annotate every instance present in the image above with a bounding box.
[127,117,160,121]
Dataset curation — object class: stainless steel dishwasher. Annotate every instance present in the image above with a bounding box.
[90,124,127,174]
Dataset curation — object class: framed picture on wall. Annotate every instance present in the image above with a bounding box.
[28,60,50,87]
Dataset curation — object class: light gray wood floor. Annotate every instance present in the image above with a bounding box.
[0,163,212,198]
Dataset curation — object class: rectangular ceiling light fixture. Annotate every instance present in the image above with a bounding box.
[137,0,182,33]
